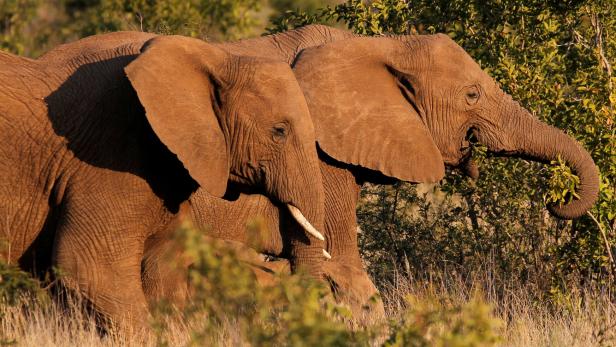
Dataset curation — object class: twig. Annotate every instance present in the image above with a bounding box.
[137,12,144,32]
[588,211,616,277]
[590,13,613,90]
[571,29,590,49]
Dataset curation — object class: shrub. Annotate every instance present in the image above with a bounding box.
[152,222,373,346]
[385,293,501,347]
[0,262,46,307]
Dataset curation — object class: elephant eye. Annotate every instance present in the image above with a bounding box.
[272,122,289,143]
[465,87,480,105]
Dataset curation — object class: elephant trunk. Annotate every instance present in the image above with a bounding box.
[479,97,599,219]
[273,143,327,278]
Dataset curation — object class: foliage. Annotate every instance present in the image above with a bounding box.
[0,0,337,56]
[268,0,340,24]
[0,261,46,306]
[385,293,501,347]
[0,224,504,345]
[146,223,508,345]
[0,0,42,55]
[0,260,49,347]
[270,0,616,299]
[546,156,581,206]
[152,222,371,346]
[60,0,264,40]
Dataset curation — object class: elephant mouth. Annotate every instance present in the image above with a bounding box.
[456,127,479,163]
[453,140,473,166]
[447,127,479,178]
[442,147,471,167]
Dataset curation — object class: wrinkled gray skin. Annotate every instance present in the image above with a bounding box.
[0,32,326,329]
[142,25,599,319]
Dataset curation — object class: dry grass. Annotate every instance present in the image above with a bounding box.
[1,270,615,346]
[0,296,248,346]
[380,268,616,347]
[1,296,130,346]
[0,294,288,347]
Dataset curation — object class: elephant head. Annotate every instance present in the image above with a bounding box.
[125,36,325,241]
[293,35,599,219]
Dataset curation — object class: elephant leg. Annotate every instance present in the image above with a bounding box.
[142,227,190,309]
[52,184,162,333]
[55,230,149,331]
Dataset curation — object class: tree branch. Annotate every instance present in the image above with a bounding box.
[588,211,616,278]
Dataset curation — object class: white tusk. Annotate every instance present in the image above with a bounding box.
[356,226,363,234]
[323,249,332,259]
[286,204,325,241]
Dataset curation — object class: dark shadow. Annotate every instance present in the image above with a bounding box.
[316,145,398,186]
[18,198,58,279]
[44,55,198,213]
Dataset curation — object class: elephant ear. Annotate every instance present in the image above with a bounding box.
[293,38,445,183]
[125,36,230,197]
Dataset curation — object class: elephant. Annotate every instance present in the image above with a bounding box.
[0,32,327,328]
[142,181,386,320]
[139,26,600,319]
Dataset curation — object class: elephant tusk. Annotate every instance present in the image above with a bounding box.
[286,204,325,241]
[356,226,363,234]
[323,249,332,259]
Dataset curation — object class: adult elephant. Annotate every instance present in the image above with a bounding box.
[0,32,326,328]
[141,28,599,318]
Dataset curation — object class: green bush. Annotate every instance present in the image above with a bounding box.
[0,0,42,55]
[151,223,504,345]
[60,0,264,40]
[0,262,46,307]
[385,293,501,347]
[152,222,371,346]
[0,0,338,56]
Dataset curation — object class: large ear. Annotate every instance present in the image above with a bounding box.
[293,38,445,183]
[125,36,230,197]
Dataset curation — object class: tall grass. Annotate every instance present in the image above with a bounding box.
[380,263,616,347]
[2,261,614,346]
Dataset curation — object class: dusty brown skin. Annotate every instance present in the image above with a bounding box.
[142,160,383,319]
[0,32,325,328]
[142,27,600,318]
[139,26,389,317]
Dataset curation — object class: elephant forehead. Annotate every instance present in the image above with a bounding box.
[241,64,302,99]
[233,84,312,130]
[430,52,484,81]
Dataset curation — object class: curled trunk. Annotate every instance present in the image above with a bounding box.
[480,99,600,219]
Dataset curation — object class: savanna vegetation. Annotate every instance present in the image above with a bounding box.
[1,0,615,345]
